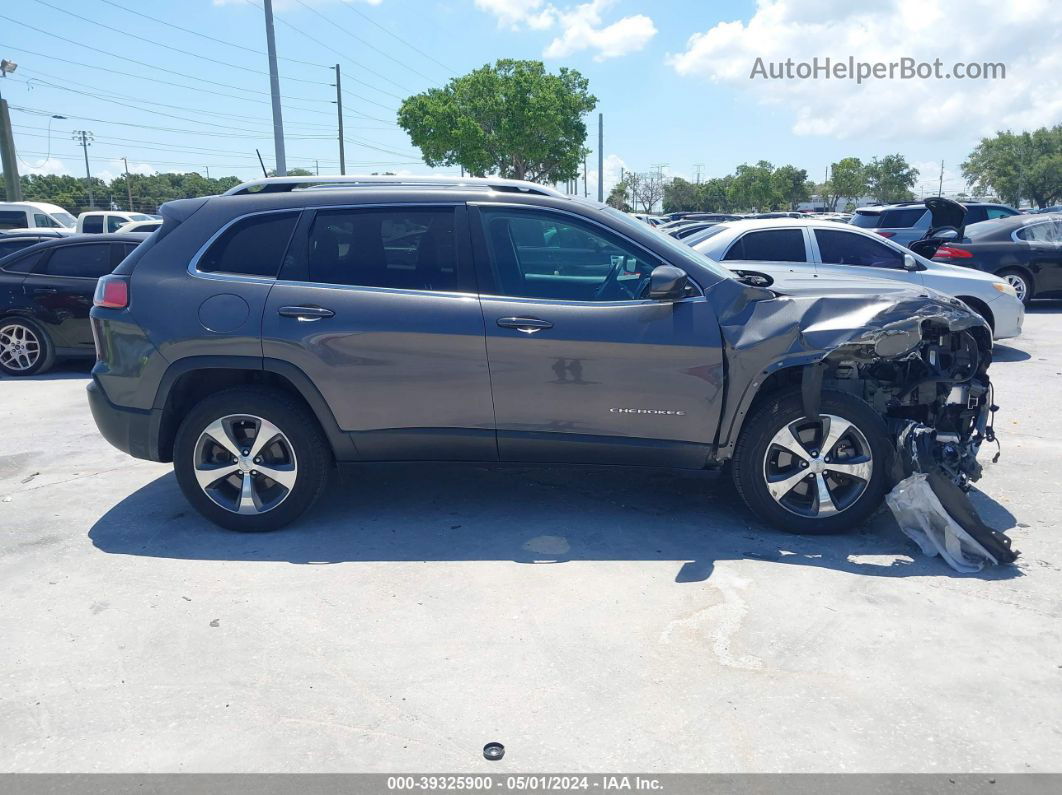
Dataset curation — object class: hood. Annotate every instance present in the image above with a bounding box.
[706,277,989,393]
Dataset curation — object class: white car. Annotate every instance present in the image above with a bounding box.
[115,219,162,234]
[0,201,77,231]
[76,211,156,234]
[688,218,1023,340]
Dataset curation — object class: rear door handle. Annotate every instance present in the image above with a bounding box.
[32,287,58,294]
[497,316,553,333]
[278,305,335,321]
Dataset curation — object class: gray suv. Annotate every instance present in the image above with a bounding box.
[87,176,997,535]
[850,201,1018,246]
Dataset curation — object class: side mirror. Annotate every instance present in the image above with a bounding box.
[649,265,689,300]
[902,253,920,271]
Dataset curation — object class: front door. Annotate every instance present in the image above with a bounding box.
[262,203,496,460]
[471,205,725,467]
[811,226,924,287]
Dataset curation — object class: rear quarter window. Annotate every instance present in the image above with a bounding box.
[878,208,928,228]
[197,211,300,277]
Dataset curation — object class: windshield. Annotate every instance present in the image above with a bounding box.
[685,224,729,247]
[51,211,77,228]
[597,205,733,281]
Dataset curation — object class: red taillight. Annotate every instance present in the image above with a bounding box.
[876,231,895,238]
[932,245,973,260]
[94,276,129,309]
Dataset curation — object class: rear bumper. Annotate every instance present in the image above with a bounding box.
[87,378,165,462]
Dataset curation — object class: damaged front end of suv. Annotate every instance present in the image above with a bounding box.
[713,279,1016,562]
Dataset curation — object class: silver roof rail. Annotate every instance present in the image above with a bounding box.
[223,174,563,197]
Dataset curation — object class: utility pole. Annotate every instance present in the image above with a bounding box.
[583,155,587,197]
[938,159,944,197]
[73,130,94,208]
[694,163,704,184]
[262,0,287,176]
[652,163,667,180]
[122,157,133,211]
[314,159,319,176]
[333,64,346,175]
[0,59,22,201]
[596,113,603,202]
[203,165,210,179]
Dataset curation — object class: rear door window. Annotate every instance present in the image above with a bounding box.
[878,208,928,228]
[723,229,806,262]
[41,244,114,278]
[0,239,40,259]
[0,250,43,273]
[816,229,905,268]
[964,206,987,224]
[82,216,104,234]
[106,215,127,232]
[197,211,299,277]
[297,206,460,292]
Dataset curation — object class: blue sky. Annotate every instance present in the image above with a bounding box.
[2,0,1058,196]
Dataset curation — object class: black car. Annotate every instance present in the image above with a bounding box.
[930,213,1062,304]
[0,233,146,376]
[0,231,71,260]
[85,175,996,536]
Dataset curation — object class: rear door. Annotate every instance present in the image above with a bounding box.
[720,227,822,288]
[470,204,724,467]
[22,241,118,351]
[261,203,496,461]
[811,227,923,288]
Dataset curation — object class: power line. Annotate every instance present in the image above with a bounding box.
[0,43,333,111]
[96,0,331,69]
[245,1,409,100]
[291,0,439,85]
[29,0,330,86]
[0,16,331,99]
[337,0,456,75]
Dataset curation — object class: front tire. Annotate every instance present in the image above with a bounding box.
[173,387,332,531]
[731,389,891,534]
[0,318,55,377]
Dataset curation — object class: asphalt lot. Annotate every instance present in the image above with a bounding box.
[1,305,1061,774]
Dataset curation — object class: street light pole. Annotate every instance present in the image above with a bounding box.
[262,0,287,176]
[0,58,22,201]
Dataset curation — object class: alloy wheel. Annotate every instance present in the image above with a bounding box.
[0,323,42,373]
[1003,273,1028,302]
[193,414,298,515]
[762,414,873,519]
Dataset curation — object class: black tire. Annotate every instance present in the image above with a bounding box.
[173,387,332,531]
[997,268,1032,306]
[731,388,892,535]
[0,317,56,377]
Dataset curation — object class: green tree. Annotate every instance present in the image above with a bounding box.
[700,177,732,212]
[662,177,701,213]
[606,178,631,211]
[398,59,596,183]
[267,167,315,177]
[962,126,1062,208]
[772,164,813,210]
[825,157,868,210]
[728,161,778,211]
[865,154,918,203]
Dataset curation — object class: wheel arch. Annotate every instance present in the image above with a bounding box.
[996,264,1036,296]
[153,356,356,463]
[955,296,995,333]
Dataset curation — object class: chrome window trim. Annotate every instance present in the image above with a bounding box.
[1011,221,1057,244]
[187,202,466,287]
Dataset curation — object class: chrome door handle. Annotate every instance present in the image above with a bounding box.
[497,316,553,333]
[278,305,335,321]
[32,287,58,294]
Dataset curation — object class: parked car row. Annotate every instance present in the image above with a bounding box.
[0,201,162,236]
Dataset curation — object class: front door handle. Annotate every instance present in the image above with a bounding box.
[497,316,553,333]
[32,287,58,295]
[278,305,335,321]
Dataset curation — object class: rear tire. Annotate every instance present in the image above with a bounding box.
[732,389,892,534]
[998,268,1032,305]
[173,387,332,531]
[0,317,55,377]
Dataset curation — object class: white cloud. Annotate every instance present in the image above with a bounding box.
[476,0,656,61]
[19,157,68,177]
[667,0,1062,141]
